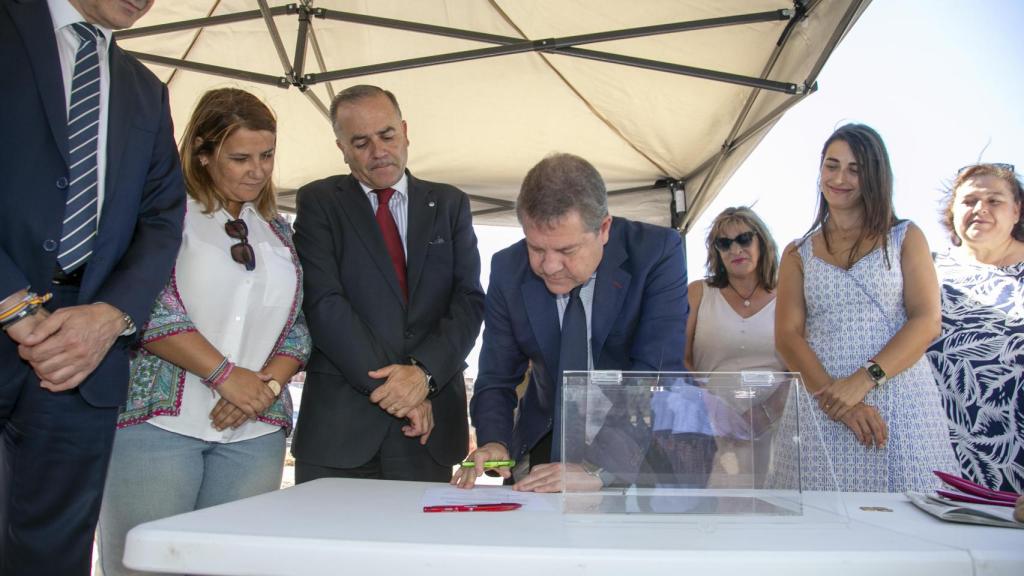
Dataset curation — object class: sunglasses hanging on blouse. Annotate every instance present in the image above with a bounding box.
[225,218,256,271]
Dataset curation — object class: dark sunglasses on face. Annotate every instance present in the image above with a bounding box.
[957,163,1015,177]
[224,218,256,271]
[714,231,756,251]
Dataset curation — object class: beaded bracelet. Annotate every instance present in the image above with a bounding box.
[0,292,52,332]
[0,291,36,322]
[202,357,235,388]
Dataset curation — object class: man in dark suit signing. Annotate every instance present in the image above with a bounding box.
[453,153,688,492]
[0,0,185,573]
[292,85,484,482]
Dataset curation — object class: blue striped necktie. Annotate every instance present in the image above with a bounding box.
[59,22,101,273]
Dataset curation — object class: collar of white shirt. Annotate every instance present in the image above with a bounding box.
[47,0,112,43]
[358,173,409,201]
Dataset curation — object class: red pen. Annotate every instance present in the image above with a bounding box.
[423,502,522,513]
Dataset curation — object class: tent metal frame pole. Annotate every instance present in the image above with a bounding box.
[301,88,330,119]
[681,2,810,226]
[803,0,868,84]
[257,0,295,81]
[467,195,515,209]
[306,22,336,102]
[123,51,289,87]
[316,9,790,47]
[117,5,802,94]
[553,48,802,94]
[678,1,864,230]
[291,4,313,83]
[305,9,800,94]
[679,0,847,229]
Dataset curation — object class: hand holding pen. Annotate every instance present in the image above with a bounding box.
[451,442,513,489]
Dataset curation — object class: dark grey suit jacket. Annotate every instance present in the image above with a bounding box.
[292,172,484,470]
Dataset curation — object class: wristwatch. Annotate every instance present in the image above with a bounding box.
[863,360,888,386]
[410,357,437,397]
[119,311,136,336]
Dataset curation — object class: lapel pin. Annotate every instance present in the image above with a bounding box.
[428,201,436,207]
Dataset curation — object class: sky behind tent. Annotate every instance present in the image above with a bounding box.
[465,0,1024,377]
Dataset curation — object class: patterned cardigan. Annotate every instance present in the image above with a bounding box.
[118,214,311,434]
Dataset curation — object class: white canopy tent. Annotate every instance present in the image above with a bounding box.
[116,0,870,230]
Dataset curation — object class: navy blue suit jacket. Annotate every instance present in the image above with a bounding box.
[0,0,185,407]
[471,217,689,462]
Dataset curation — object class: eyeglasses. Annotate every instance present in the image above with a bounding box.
[957,163,1015,177]
[224,218,256,271]
[714,231,756,251]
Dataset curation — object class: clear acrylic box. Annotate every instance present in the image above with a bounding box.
[560,371,847,522]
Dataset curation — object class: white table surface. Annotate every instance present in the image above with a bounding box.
[124,478,1022,576]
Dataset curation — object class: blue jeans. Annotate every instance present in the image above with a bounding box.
[97,423,285,576]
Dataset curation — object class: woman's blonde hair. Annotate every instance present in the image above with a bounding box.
[179,88,278,220]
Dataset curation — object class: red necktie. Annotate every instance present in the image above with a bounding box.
[373,188,407,301]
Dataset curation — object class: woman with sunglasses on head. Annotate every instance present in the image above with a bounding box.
[927,163,1024,492]
[682,207,786,487]
[97,88,311,576]
[770,123,955,493]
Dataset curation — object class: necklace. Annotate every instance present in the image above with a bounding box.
[728,282,758,307]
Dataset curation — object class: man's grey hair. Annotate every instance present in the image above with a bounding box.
[516,153,609,232]
[329,85,402,137]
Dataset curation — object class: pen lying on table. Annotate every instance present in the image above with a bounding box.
[423,503,522,513]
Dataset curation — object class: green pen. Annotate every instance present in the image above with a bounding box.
[459,459,515,469]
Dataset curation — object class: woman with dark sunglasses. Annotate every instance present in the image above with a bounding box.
[769,123,956,493]
[97,88,311,576]
[683,206,786,488]
[927,163,1024,492]
[685,206,784,374]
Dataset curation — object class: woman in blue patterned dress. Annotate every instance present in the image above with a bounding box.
[771,124,956,492]
[927,163,1024,492]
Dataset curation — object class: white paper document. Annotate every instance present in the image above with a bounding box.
[421,485,558,512]
[906,491,1023,529]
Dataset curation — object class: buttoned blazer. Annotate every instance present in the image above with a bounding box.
[292,173,484,469]
[470,217,689,462]
[0,0,186,407]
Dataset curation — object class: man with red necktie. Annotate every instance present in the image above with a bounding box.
[292,85,484,482]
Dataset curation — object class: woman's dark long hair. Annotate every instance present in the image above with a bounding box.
[804,123,898,268]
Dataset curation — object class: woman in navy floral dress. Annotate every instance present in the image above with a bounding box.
[928,163,1024,492]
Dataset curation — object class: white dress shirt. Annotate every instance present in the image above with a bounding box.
[148,199,297,442]
[47,0,110,224]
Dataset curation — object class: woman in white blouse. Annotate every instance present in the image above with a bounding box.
[98,88,311,576]
[684,206,786,487]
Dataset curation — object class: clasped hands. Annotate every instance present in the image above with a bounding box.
[210,367,280,431]
[368,364,433,445]
[12,302,126,392]
[815,369,888,448]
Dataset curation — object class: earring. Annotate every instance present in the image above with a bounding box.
[200,159,208,167]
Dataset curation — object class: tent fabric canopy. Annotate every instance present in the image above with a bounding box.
[117,0,869,229]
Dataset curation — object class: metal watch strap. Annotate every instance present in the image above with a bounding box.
[120,311,136,337]
[411,358,437,396]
